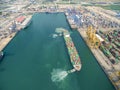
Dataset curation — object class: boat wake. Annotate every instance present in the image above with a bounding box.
[51,28,73,39]
[51,69,68,82]
[52,34,58,38]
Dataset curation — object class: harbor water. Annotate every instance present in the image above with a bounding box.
[0,13,115,90]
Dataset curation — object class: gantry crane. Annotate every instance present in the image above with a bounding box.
[86,26,101,48]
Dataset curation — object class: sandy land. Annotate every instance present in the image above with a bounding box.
[0,33,16,51]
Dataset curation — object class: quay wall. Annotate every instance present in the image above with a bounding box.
[78,30,118,90]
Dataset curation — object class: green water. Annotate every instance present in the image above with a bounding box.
[0,13,115,90]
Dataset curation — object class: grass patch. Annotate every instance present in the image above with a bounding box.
[82,4,120,11]
[101,5,120,10]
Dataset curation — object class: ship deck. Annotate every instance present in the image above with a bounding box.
[63,30,82,71]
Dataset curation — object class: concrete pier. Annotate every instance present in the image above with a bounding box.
[78,30,120,90]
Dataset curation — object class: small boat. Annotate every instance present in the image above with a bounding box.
[0,51,4,61]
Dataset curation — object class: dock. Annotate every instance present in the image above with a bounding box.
[78,30,120,90]
[0,33,16,51]
[21,15,32,29]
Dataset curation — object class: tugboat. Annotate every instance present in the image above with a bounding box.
[0,51,4,61]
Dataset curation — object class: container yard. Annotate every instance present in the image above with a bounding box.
[64,4,120,90]
[0,1,120,90]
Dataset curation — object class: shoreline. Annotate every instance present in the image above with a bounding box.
[78,29,119,90]
[0,15,32,51]
[0,32,17,51]
[64,10,119,88]
[0,9,119,89]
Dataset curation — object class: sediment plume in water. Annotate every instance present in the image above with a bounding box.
[51,69,68,82]
[51,68,76,82]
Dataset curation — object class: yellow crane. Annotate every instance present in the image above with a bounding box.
[116,71,120,77]
[86,26,101,48]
